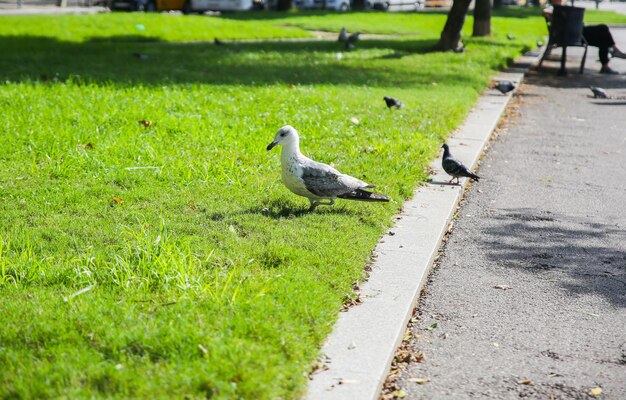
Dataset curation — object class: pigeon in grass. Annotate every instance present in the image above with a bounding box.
[347,32,361,44]
[590,86,608,99]
[132,52,150,61]
[495,80,516,94]
[383,96,404,109]
[338,27,348,43]
[267,125,390,211]
[214,38,226,46]
[441,143,480,184]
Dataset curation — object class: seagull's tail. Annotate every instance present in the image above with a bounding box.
[338,189,390,202]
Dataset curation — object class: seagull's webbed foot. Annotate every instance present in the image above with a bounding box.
[308,199,335,212]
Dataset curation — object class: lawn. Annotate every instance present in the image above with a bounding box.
[0,8,622,400]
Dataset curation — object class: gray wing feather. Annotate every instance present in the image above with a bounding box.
[301,160,366,197]
[442,156,468,176]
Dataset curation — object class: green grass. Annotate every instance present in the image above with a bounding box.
[0,8,623,399]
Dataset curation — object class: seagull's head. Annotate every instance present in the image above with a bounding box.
[267,125,298,151]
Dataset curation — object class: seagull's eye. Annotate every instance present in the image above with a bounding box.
[280,133,286,137]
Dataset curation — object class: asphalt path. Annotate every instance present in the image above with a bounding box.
[388,30,626,400]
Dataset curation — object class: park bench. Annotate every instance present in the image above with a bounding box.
[538,4,588,75]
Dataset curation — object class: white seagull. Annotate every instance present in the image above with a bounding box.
[266,125,390,211]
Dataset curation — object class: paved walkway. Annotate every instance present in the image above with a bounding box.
[386,29,626,400]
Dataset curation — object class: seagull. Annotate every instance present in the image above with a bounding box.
[441,143,480,184]
[383,96,404,109]
[347,32,361,43]
[266,125,390,211]
[590,86,608,99]
[495,80,516,94]
[132,52,150,61]
[338,27,348,43]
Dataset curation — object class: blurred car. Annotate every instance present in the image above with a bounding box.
[110,0,264,12]
[366,0,423,10]
[293,0,351,11]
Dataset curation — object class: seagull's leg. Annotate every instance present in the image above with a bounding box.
[315,199,335,207]
[308,200,319,212]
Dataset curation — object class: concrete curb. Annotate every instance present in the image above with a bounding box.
[305,50,543,400]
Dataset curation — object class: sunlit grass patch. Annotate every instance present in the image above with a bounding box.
[1,8,623,399]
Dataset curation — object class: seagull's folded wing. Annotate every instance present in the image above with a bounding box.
[301,160,367,197]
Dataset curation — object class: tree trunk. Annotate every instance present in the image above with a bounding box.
[473,0,492,37]
[436,0,473,51]
[493,0,502,9]
[276,0,292,10]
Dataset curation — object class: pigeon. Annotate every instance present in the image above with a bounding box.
[441,143,480,184]
[590,86,608,99]
[383,96,404,109]
[507,33,515,40]
[347,32,361,43]
[214,38,226,46]
[495,80,516,94]
[132,52,150,61]
[338,27,348,43]
[266,125,390,211]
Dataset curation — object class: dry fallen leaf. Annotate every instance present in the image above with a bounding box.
[138,119,153,128]
[111,196,124,204]
[425,323,438,331]
[392,389,407,398]
[408,378,430,385]
[78,142,95,150]
[590,387,602,397]
[494,284,512,290]
[518,379,533,385]
[350,117,359,125]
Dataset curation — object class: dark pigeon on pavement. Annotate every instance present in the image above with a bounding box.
[590,86,608,99]
[441,143,480,184]
[338,27,348,43]
[384,96,404,109]
[495,80,516,94]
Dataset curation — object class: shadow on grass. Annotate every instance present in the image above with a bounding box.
[207,199,363,220]
[0,34,523,87]
[482,208,626,307]
[215,7,541,23]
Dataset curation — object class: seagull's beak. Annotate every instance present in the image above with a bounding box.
[266,141,278,151]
